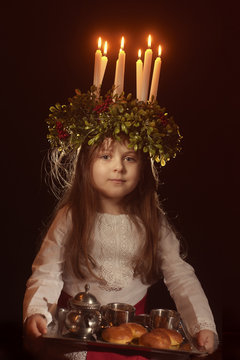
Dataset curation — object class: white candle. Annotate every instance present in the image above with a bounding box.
[93,37,102,88]
[99,41,108,87]
[149,45,162,102]
[114,59,119,87]
[140,35,153,102]
[118,47,126,94]
[113,36,126,96]
[136,49,143,100]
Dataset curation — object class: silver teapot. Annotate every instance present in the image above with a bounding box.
[62,284,102,339]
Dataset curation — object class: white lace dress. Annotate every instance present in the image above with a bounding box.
[23,208,218,359]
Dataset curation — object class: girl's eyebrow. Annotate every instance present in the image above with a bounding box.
[98,148,112,153]
[123,151,138,157]
[124,150,136,154]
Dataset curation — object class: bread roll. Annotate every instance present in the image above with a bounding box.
[139,331,171,349]
[119,323,147,338]
[101,326,133,344]
[152,328,183,346]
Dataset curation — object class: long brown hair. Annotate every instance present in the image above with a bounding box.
[47,139,179,284]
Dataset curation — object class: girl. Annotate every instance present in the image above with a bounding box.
[23,91,218,359]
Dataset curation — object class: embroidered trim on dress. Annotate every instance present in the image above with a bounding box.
[64,351,87,360]
[189,321,217,336]
[92,214,142,292]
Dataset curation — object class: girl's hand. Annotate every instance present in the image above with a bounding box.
[25,314,47,338]
[24,314,47,354]
[196,329,215,354]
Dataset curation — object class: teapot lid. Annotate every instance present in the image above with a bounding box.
[70,284,101,309]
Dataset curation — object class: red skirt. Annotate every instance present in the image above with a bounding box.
[58,291,147,360]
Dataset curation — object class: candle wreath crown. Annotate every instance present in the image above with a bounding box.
[46,35,182,166]
[46,86,182,166]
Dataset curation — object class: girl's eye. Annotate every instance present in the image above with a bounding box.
[100,154,111,160]
[125,156,136,162]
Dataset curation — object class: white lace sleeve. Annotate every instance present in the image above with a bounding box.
[158,221,218,338]
[23,207,71,325]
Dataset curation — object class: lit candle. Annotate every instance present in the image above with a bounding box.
[93,37,102,88]
[149,45,162,102]
[99,41,108,87]
[114,59,119,88]
[140,35,153,102]
[113,36,126,96]
[136,49,143,100]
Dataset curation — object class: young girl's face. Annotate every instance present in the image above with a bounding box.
[91,138,141,208]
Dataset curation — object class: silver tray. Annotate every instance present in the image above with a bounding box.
[42,316,207,359]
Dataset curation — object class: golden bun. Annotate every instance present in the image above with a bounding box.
[139,330,171,349]
[152,328,183,346]
[119,323,147,338]
[101,326,133,344]
[101,323,183,350]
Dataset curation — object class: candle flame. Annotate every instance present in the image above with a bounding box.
[158,45,162,57]
[138,49,141,58]
[104,41,108,55]
[121,36,125,49]
[98,37,102,49]
[148,34,152,48]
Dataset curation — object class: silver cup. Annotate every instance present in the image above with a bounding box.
[101,302,136,326]
[149,308,181,330]
[134,314,150,328]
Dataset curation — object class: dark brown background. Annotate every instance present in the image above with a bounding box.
[1,1,235,359]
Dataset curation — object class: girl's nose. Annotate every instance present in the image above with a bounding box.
[113,157,124,172]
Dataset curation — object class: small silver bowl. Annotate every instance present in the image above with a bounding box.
[134,314,150,328]
[100,302,136,326]
[149,308,181,330]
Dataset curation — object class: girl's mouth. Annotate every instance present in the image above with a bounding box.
[109,179,126,183]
